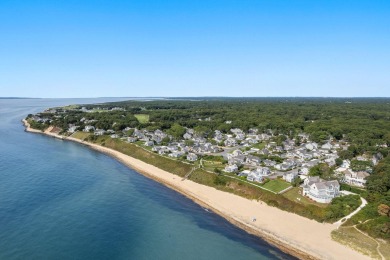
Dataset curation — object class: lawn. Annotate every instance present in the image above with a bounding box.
[134,114,150,123]
[250,142,266,150]
[71,131,91,140]
[282,187,328,208]
[261,179,291,193]
[378,241,390,260]
[202,159,225,172]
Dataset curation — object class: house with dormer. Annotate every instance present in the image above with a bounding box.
[343,170,369,187]
[302,177,340,203]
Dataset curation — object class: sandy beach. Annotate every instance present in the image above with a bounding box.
[22,120,369,260]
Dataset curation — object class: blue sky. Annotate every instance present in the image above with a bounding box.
[0,0,389,98]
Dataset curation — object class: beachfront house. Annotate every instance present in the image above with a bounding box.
[186,153,198,162]
[302,177,340,203]
[343,170,369,187]
[169,151,185,158]
[127,137,137,143]
[67,125,79,133]
[247,171,263,183]
[238,170,251,177]
[224,164,238,173]
[144,141,154,147]
[94,129,106,136]
[84,125,95,132]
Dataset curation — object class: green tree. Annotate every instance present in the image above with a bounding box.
[167,123,186,140]
[292,176,302,187]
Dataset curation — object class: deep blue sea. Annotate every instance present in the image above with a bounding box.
[0,98,295,260]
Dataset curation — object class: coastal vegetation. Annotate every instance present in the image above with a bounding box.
[26,97,390,251]
[64,133,359,223]
[331,226,389,259]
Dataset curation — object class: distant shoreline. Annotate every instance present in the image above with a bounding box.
[22,119,369,260]
[0,97,42,99]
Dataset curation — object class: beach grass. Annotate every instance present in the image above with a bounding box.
[134,114,150,123]
[378,241,390,260]
[189,169,218,186]
[262,179,291,193]
[331,227,382,259]
[96,137,191,177]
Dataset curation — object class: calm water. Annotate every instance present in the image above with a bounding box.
[0,98,295,260]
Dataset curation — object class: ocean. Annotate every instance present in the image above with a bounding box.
[0,98,295,260]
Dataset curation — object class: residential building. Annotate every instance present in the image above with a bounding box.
[247,171,263,183]
[187,153,198,162]
[83,125,95,132]
[302,177,340,203]
[224,164,238,173]
[343,170,369,187]
[283,170,299,183]
[144,141,154,147]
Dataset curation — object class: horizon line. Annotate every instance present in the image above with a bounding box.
[2,96,390,99]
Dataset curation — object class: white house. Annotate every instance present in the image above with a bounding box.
[263,159,276,167]
[238,170,251,177]
[224,138,237,147]
[302,177,340,203]
[321,143,333,150]
[343,170,369,187]
[83,125,95,132]
[275,163,293,171]
[144,141,154,146]
[169,151,185,158]
[254,167,271,176]
[67,125,79,133]
[183,133,192,140]
[224,164,238,173]
[127,137,137,143]
[245,155,262,166]
[186,153,198,162]
[94,129,106,136]
[299,167,309,175]
[247,171,263,183]
[305,142,318,151]
[340,160,351,169]
[283,170,299,183]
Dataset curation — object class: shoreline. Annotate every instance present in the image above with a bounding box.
[22,120,369,260]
